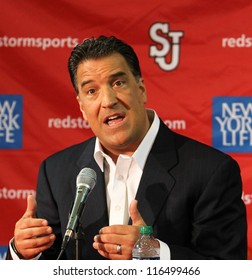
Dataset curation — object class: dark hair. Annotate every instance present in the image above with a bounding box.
[68,35,142,93]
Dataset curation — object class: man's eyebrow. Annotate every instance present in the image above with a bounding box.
[109,71,127,79]
[80,72,127,88]
[80,79,93,88]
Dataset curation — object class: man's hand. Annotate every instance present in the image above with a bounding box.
[93,200,146,260]
[13,194,55,259]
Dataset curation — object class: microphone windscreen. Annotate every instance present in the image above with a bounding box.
[76,168,96,190]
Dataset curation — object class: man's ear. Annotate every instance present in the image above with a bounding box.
[76,95,87,120]
[139,78,147,104]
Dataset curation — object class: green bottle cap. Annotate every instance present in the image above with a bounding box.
[140,226,153,234]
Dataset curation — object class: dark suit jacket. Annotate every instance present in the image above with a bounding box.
[7,120,247,259]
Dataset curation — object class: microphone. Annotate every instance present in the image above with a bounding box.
[59,167,97,256]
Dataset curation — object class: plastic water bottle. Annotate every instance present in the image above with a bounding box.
[132,226,160,260]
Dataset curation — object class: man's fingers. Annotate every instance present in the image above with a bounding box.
[20,234,56,249]
[16,224,52,239]
[17,238,55,259]
[23,194,37,219]
[129,200,146,226]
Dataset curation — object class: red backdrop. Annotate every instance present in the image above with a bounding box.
[0,0,251,259]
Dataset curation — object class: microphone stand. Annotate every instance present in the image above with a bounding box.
[57,219,85,260]
[73,221,85,260]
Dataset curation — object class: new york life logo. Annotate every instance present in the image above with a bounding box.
[213,97,252,152]
[0,246,7,260]
[0,94,23,149]
[149,22,184,71]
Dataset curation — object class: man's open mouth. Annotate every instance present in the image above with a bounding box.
[104,114,125,126]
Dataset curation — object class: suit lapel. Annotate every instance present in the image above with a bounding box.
[134,122,178,226]
[75,138,109,230]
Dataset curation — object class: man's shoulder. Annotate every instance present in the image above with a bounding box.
[173,130,237,166]
[44,137,95,163]
[158,121,235,163]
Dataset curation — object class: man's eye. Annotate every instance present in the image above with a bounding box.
[114,80,125,87]
[87,88,96,95]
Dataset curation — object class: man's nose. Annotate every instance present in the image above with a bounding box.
[101,86,118,108]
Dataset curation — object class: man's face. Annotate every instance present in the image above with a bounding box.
[76,53,149,158]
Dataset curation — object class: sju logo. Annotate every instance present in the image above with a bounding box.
[149,23,184,71]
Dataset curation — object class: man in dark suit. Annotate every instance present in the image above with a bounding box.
[7,36,247,260]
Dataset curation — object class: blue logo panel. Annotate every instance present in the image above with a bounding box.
[0,94,23,149]
[0,245,7,260]
[212,97,252,153]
